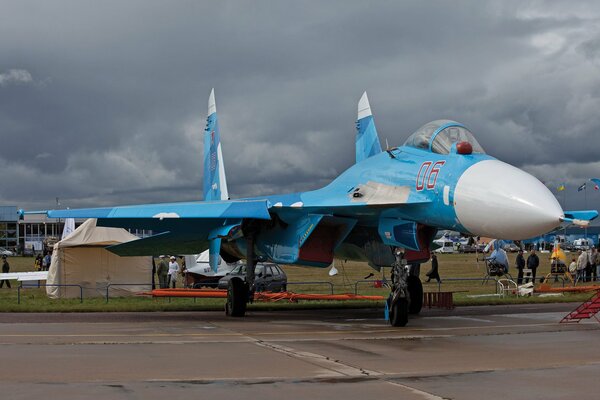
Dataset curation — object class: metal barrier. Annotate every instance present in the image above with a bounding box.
[353,277,501,295]
[542,275,567,287]
[285,281,335,295]
[18,283,84,304]
[433,277,501,294]
[106,283,154,303]
[354,279,389,295]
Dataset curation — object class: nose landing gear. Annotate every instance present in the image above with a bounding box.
[387,250,423,326]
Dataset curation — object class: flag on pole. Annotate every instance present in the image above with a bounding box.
[591,178,600,191]
[557,183,565,192]
[578,183,587,192]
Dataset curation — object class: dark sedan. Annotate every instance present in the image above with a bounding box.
[217,263,287,292]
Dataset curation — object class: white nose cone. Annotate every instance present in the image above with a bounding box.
[454,160,563,240]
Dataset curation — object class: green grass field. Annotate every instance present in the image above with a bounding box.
[0,252,592,312]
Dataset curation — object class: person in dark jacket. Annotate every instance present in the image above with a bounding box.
[516,249,525,284]
[156,255,169,289]
[425,253,441,283]
[526,249,540,283]
[0,255,11,289]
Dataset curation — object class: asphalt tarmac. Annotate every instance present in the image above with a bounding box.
[1,303,599,400]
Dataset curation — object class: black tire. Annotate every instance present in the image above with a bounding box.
[281,284,287,292]
[225,278,247,317]
[389,297,409,327]
[407,275,423,315]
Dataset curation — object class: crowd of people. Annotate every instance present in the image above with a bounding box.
[2,243,599,291]
[571,247,600,283]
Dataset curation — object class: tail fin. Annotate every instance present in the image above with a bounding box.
[355,91,382,163]
[203,89,229,201]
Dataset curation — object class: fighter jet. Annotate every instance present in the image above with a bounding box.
[25,91,598,326]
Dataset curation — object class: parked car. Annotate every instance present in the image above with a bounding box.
[218,263,287,292]
[503,243,520,253]
[459,244,477,253]
[0,247,14,256]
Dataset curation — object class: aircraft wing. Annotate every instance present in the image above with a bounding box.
[26,199,271,257]
[38,199,270,220]
[25,189,430,258]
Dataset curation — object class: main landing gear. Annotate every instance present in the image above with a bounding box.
[387,250,423,326]
[225,236,256,317]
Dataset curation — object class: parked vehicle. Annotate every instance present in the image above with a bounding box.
[185,250,239,288]
[503,243,520,253]
[433,241,456,254]
[459,244,477,253]
[0,247,13,256]
[218,263,287,292]
[573,238,591,250]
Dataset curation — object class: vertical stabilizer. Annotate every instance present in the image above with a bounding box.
[203,89,229,201]
[355,92,382,163]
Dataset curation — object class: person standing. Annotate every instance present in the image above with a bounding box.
[585,248,596,282]
[42,252,51,271]
[585,248,593,282]
[156,255,169,289]
[34,254,43,271]
[168,256,180,288]
[526,249,540,284]
[593,248,600,282]
[591,247,598,281]
[425,253,441,283]
[516,249,525,284]
[569,258,577,276]
[0,255,11,288]
[179,256,189,288]
[577,250,588,283]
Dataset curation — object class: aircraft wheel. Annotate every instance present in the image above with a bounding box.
[225,278,247,317]
[407,275,423,315]
[389,297,408,327]
[281,284,287,292]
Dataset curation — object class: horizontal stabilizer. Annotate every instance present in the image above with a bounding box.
[107,231,209,257]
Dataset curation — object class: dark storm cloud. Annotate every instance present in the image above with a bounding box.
[1,0,600,211]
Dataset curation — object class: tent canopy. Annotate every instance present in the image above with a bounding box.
[47,219,152,298]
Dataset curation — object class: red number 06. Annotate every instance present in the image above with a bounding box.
[416,161,445,191]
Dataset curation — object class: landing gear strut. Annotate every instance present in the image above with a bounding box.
[225,235,256,318]
[387,249,409,327]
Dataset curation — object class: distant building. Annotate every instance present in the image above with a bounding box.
[0,206,19,251]
[1,205,152,255]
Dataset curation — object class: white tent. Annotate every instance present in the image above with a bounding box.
[47,219,152,299]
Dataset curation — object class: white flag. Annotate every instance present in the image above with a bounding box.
[61,218,75,240]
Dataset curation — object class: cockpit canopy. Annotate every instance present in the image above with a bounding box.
[403,120,485,155]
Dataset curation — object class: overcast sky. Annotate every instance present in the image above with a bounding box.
[1,0,599,212]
